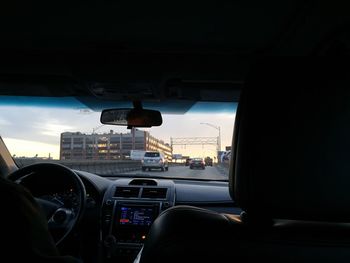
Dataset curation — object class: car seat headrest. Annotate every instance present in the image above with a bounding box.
[230,60,350,222]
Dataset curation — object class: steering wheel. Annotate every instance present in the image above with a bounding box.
[8,162,86,246]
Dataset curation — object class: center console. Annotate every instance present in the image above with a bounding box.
[101,178,175,262]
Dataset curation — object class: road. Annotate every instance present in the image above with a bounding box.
[123,165,228,180]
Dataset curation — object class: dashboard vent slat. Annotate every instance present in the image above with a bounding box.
[115,187,140,198]
[141,188,167,199]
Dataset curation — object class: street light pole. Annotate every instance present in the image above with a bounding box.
[200,122,221,152]
[218,126,221,152]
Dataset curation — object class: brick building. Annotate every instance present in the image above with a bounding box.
[60,129,172,161]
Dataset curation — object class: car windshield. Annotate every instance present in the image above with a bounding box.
[0,97,236,181]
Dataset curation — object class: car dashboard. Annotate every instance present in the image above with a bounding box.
[74,170,239,263]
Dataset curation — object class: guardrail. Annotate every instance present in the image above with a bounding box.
[14,158,142,175]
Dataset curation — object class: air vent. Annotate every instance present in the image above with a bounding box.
[115,187,140,198]
[141,188,167,199]
[129,179,157,186]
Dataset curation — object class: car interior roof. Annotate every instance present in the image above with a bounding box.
[0,1,349,102]
[0,1,312,52]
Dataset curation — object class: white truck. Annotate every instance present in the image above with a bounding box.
[130,150,146,160]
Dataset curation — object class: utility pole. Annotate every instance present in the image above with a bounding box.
[132,127,135,150]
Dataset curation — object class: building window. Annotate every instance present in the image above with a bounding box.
[110,137,120,143]
[73,138,83,143]
[123,144,132,150]
[62,144,71,149]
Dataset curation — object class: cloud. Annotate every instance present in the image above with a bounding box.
[0,117,10,126]
[40,123,77,137]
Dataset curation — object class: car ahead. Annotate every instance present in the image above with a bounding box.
[185,158,192,166]
[204,157,213,166]
[142,151,169,172]
[190,158,205,169]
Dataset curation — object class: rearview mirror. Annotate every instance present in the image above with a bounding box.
[100,108,162,128]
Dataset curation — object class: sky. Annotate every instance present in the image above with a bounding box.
[0,101,236,160]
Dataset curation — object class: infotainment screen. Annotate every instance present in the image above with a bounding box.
[117,205,157,226]
[113,203,160,244]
